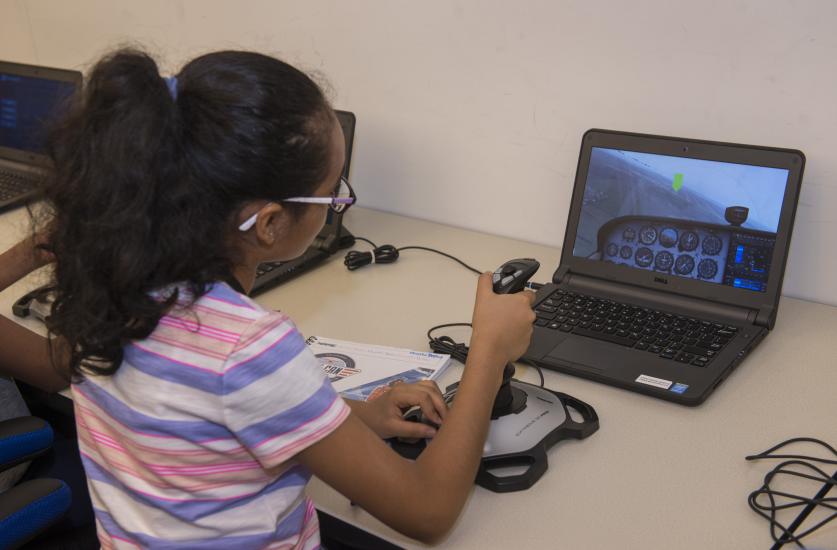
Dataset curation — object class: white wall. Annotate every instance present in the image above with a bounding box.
[2,0,836,305]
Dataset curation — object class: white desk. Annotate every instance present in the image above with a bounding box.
[2,206,835,549]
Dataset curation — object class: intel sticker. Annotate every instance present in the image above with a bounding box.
[670,383,689,394]
[635,374,672,390]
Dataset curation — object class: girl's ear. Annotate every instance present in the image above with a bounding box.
[253,202,288,247]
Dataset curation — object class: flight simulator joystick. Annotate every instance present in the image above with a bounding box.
[393,258,600,493]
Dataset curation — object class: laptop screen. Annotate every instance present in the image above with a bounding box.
[571,147,790,293]
[0,71,76,154]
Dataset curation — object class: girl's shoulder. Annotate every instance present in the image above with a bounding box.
[197,281,273,317]
[165,281,287,328]
[152,281,299,371]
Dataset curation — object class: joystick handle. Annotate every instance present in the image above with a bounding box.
[491,363,526,418]
[489,258,540,417]
[492,258,540,294]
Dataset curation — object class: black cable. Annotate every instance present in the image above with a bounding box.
[351,236,378,249]
[427,323,473,364]
[520,358,545,388]
[396,247,482,275]
[344,238,482,275]
[344,237,546,294]
[745,437,837,549]
[427,324,546,388]
[746,438,837,465]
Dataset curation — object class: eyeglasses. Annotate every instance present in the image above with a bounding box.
[238,177,356,231]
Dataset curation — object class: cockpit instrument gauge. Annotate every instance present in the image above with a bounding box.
[698,258,718,279]
[620,245,633,259]
[659,228,678,248]
[639,226,657,245]
[702,235,723,256]
[654,251,674,271]
[678,231,699,252]
[635,247,654,268]
[675,254,695,275]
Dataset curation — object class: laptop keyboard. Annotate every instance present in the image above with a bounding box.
[256,262,282,278]
[0,169,36,202]
[534,289,738,367]
[250,246,328,296]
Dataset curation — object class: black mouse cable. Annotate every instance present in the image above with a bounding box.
[344,237,483,275]
[745,437,837,549]
[519,357,546,389]
[427,323,545,388]
[344,236,545,291]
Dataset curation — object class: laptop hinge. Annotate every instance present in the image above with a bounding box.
[559,271,757,327]
[553,265,570,283]
[755,307,775,330]
[311,230,338,253]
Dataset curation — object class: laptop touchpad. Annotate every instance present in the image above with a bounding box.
[544,337,617,374]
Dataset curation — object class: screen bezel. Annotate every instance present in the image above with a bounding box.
[558,129,805,313]
[315,109,356,251]
[335,109,356,180]
[0,60,82,165]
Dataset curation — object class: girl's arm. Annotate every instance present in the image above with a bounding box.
[0,239,69,392]
[297,274,535,543]
[344,381,448,440]
[0,236,50,291]
[0,317,68,392]
[298,347,503,543]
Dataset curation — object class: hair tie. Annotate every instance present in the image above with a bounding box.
[164,76,178,100]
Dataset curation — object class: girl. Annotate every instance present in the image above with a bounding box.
[4,48,534,547]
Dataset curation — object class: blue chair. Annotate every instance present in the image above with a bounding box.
[0,416,71,550]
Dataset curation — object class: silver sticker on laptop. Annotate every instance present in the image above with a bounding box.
[635,374,672,390]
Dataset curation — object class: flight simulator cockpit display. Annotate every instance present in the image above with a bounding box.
[572,147,789,293]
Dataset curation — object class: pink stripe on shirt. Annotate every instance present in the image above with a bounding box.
[158,316,241,343]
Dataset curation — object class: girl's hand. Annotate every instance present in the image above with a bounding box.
[11,231,54,270]
[352,380,449,440]
[470,272,536,370]
[30,230,56,267]
[0,232,55,292]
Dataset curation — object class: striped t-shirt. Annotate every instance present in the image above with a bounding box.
[71,282,350,549]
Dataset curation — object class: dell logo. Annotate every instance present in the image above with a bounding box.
[654,276,669,284]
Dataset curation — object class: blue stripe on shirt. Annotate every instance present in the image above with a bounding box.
[232,376,340,450]
[123,328,305,395]
[223,329,307,392]
[82,453,311,523]
[76,379,231,443]
[206,282,257,309]
[93,499,311,548]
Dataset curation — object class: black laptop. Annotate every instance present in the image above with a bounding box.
[250,109,357,296]
[524,129,804,405]
[0,60,81,211]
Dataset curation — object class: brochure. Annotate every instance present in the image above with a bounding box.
[305,336,451,401]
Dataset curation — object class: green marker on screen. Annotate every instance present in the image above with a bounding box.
[672,173,684,192]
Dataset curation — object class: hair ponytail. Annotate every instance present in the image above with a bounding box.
[42,48,334,378]
[44,50,183,377]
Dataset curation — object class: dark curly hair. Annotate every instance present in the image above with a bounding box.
[40,48,335,378]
